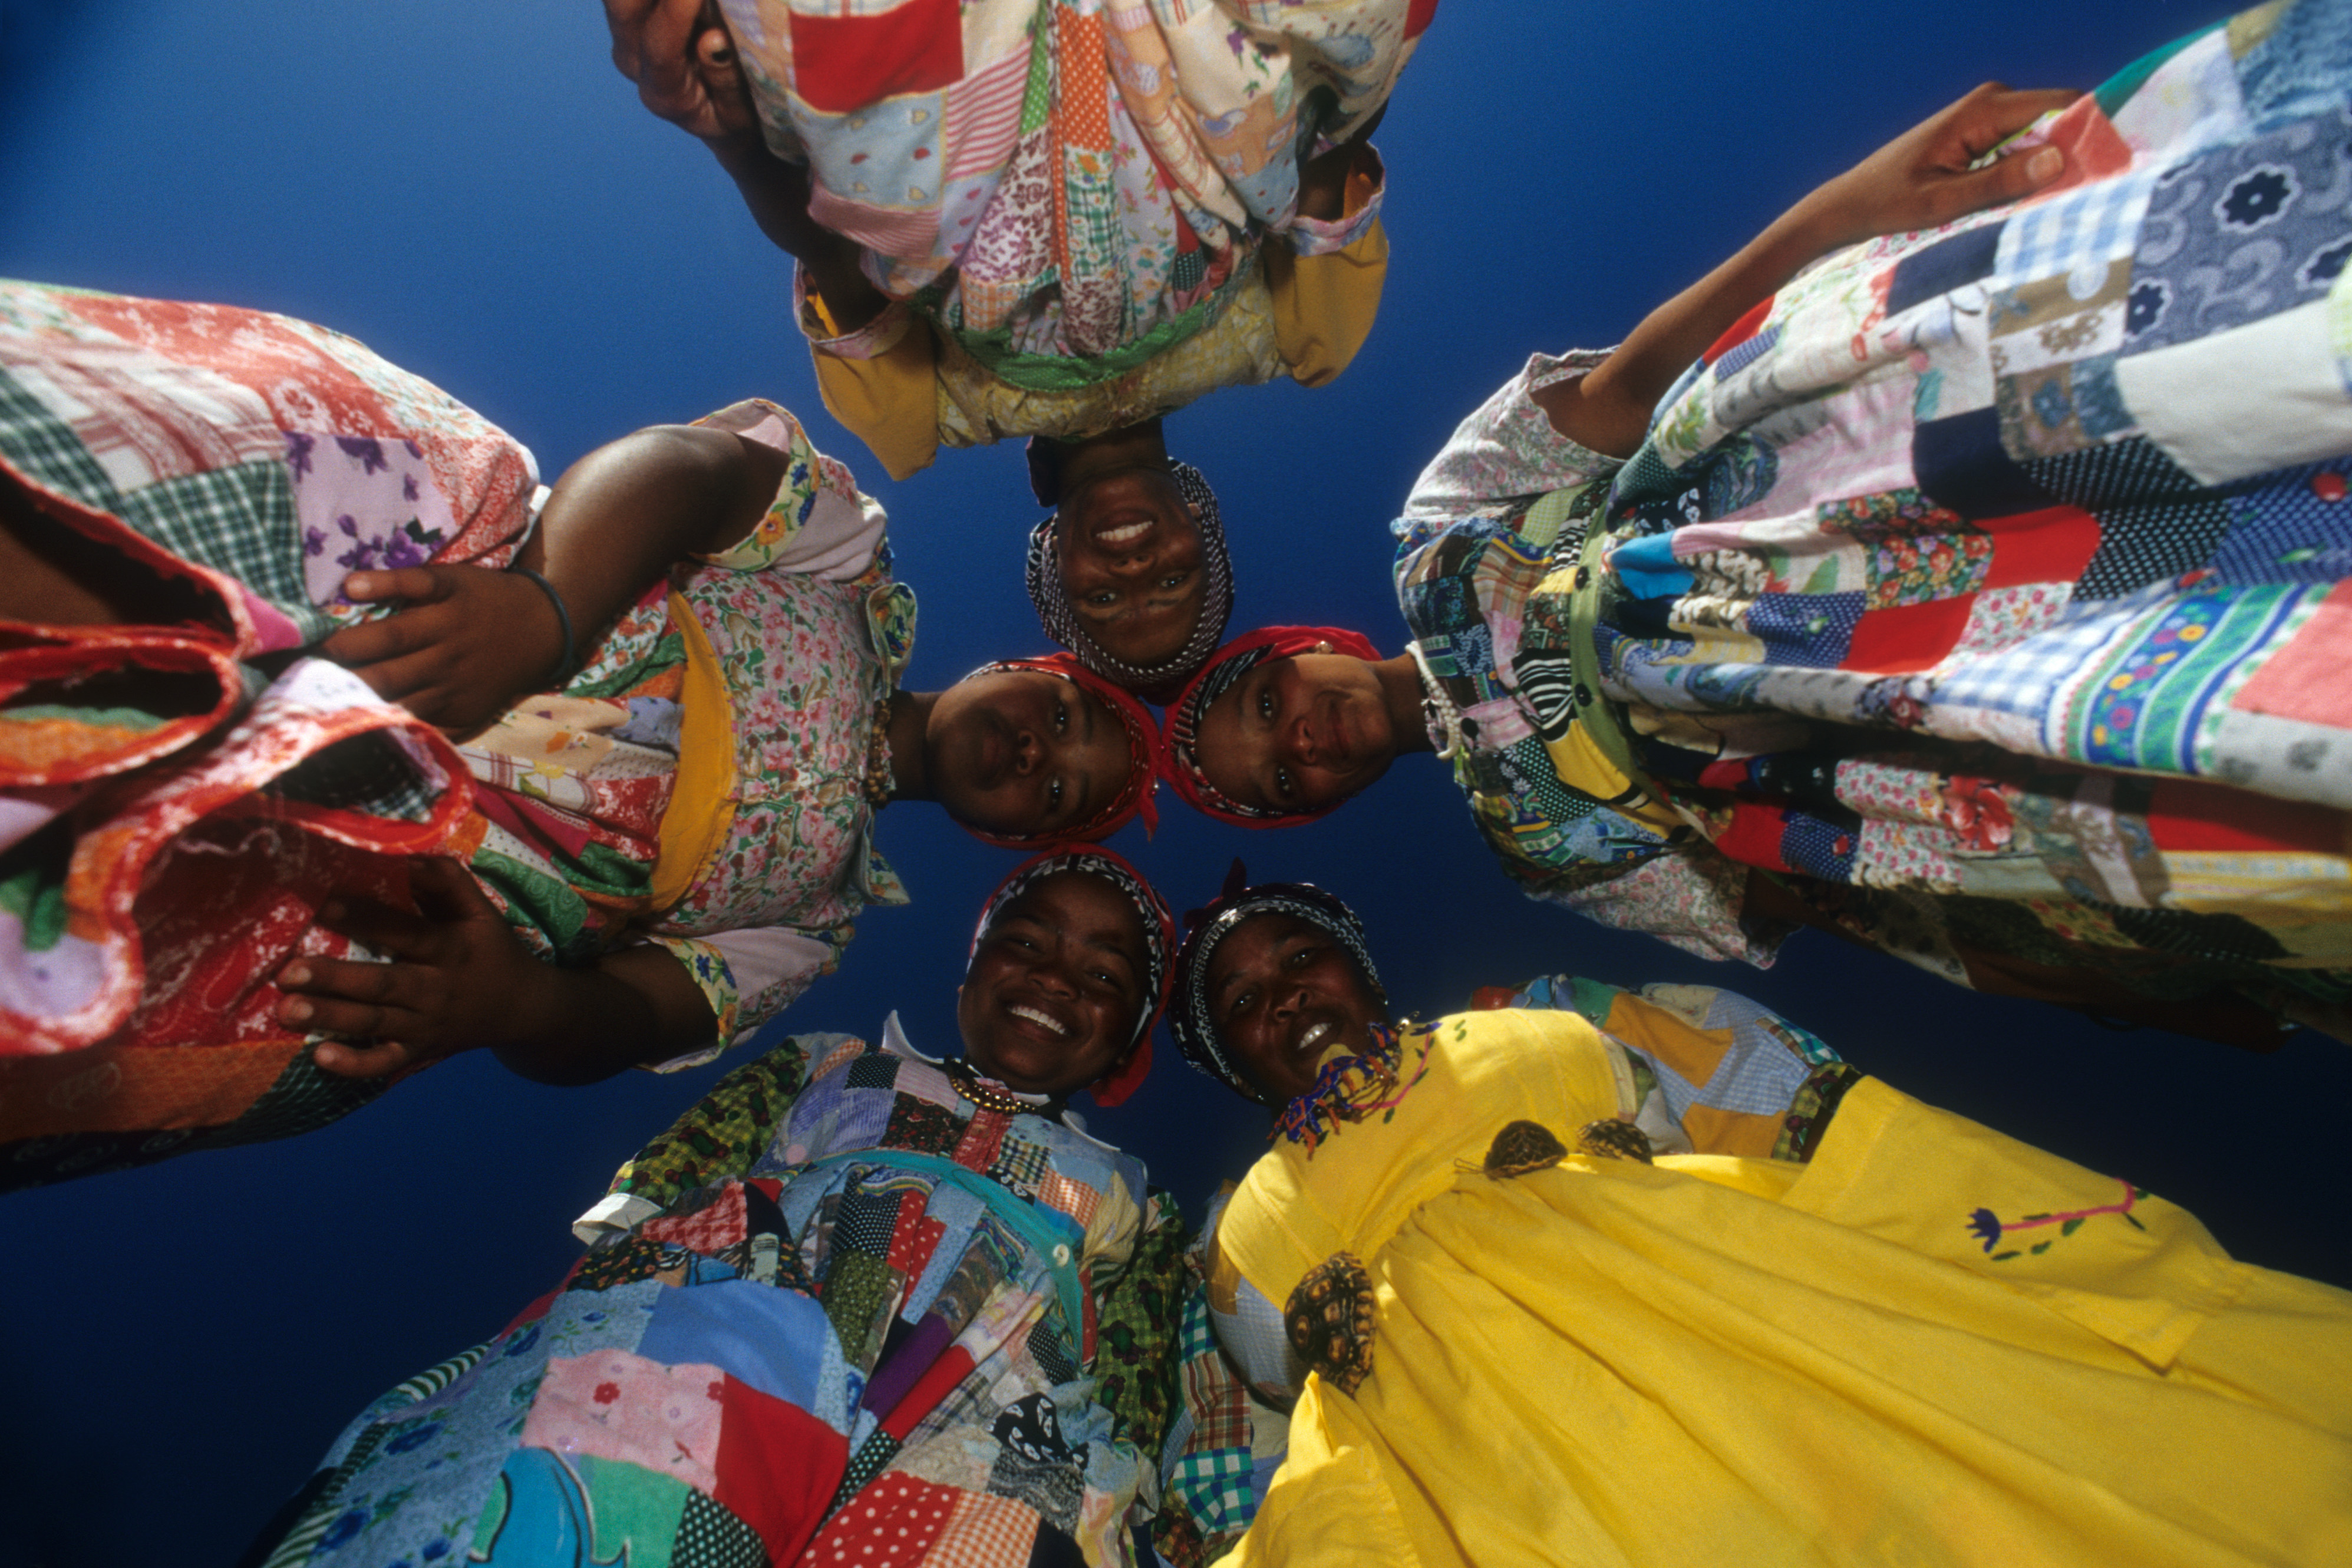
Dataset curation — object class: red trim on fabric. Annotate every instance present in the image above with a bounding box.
[1840,595,1976,673]
[713,1376,847,1563]
[876,1345,977,1441]
[2229,579,2352,727]
[1981,505,2101,589]
[786,0,964,115]
[1703,296,1776,365]
[1697,758,1749,791]
[2026,94,2137,200]
[2145,778,2346,854]
[1405,0,1440,39]
[1712,802,1793,873]
[497,1289,560,1341]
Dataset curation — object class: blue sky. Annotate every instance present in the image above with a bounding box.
[5,1,2347,1562]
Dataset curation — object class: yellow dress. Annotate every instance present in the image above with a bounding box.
[1209,1008,2352,1567]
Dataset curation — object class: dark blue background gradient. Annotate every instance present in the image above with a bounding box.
[4,1,2345,1562]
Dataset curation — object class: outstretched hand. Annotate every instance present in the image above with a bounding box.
[603,0,757,144]
[1796,83,2082,250]
[279,857,554,1080]
[316,565,566,732]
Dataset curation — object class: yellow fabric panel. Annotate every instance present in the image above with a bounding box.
[1216,1376,1419,1568]
[1216,1009,1628,1311]
[647,590,740,916]
[0,1036,304,1136]
[803,291,942,482]
[1788,1078,2249,1370]
[1248,1115,2352,1566]
[1263,218,1388,389]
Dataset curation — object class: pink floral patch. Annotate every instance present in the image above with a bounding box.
[519,1352,726,1493]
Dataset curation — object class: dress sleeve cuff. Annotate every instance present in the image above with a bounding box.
[1284,143,1385,256]
[796,266,913,360]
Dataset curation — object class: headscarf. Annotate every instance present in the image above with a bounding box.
[972,844,1177,1107]
[1159,625,1384,828]
[1168,860,1383,1104]
[955,654,1162,847]
[1024,458,1235,699]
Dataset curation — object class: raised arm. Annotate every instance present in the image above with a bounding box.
[317,421,789,730]
[602,0,887,330]
[1540,84,2080,458]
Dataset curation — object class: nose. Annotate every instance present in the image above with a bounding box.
[1270,983,1304,1021]
[1281,709,1320,768]
[1012,727,1043,775]
[1106,547,1154,579]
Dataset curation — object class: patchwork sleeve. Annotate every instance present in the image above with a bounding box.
[690,398,890,577]
[637,921,854,1072]
[1399,348,1623,522]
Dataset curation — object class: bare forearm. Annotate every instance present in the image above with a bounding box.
[1542,205,1842,458]
[708,138,888,332]
[493,946,720,1085]
[522,424,787,652]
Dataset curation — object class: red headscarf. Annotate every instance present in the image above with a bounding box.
[970,843,1176,1107]
[957,654,1163,847]
[1157,625,1384,828]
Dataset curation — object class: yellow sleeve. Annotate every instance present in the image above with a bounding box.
[801,286,944,483]
[1263,217,1389,388]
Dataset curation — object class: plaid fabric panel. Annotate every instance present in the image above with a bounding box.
[1992,168,2161,289]
[0,365,123,506]
[114,460,332,643]
[1934,598,2133,717]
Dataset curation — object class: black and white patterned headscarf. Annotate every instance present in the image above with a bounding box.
[970,845,1177,1107]
[1024,459,1235,698]
[1169,864,1383,1104]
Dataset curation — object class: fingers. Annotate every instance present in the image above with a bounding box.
[311,1037,421,1080]
[1947,84,2084,154]
[341,565,448,606]
[310,893,441,960]
[408,854,500,925]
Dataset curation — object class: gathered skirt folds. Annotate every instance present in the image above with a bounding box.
[1229,1079,2352,1567]
[0,280,537,1184]
[1578,0,2352,1023]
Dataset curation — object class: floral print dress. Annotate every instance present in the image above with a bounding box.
[253,1025,1164,1568]
[1395,1,2352,1037]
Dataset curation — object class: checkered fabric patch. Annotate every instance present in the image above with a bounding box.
[1936,599,2132,717]
[1993,168,2160,288]
[0,365,121,506]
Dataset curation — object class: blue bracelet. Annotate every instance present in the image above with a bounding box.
[508,566,579,686]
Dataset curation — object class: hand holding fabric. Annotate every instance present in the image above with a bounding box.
[602,0,757,145]
[318,565,567,732]
[1792,82,2082,250]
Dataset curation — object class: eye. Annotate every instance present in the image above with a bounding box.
[1273,764,1294,801]
[1159,573,1184,590]
[1088,590,1117,607]
[1048,778,1066,810]
[1256,686,1274,721]
[1227,986,1257,1018]
[1053,698,1069,734]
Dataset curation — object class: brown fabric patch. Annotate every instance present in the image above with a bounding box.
[1483,1118,1571,1177]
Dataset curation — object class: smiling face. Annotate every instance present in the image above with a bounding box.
[926,669,1134,839]
[1195,652,1400,816]
[958,870,1152,1096]
[1202,911,1386,1105]
[1056,467,1206,669]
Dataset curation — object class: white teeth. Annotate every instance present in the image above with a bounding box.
[1010,1004,1069,1036]
[1095,520,1150,546]
[1298,1021,1330,1052]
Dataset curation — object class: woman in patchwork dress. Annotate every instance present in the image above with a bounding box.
[602,0,1430,696]
[0,281,1162,1188]
[1163,0,2352,1044]
[249,847,1183,1568]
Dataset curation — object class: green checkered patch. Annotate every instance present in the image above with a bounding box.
[1169,1444,1255,1531]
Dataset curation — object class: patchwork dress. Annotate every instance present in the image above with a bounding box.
[1204,1007,2352,1567]
[718,0,1430,475]
[253,1025,1165,1568]
[1397,0,2352,1038]
[0,282,913,1187]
